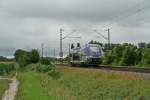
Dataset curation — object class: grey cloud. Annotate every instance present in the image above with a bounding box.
[0,0,150,57]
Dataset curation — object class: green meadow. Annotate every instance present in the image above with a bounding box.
[16,65,150,100]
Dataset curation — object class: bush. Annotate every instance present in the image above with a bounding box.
[36,63,55,72]
[36,64,52,72]
[112,44,125,64]
[48,69,61,79]
[0,63,15,75]
[140,48,150,67]
[30,49,40,63]
[18,54,30,68]
[120,46,136,66]
[35,63,60,79]
[103,50,113,65]
[14,49,40,68]
[40,58,51,65]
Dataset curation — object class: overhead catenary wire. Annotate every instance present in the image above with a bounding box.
[93,29,108,40]
[104,0,150,27]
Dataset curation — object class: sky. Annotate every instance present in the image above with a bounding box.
[0,0,150,57]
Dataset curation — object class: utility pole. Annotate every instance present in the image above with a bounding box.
[106,28,110,49]
[53,49,56,57]
[59,28,63,57]
[41,43,44,58]
[45,49,48,58]
[69,43,70,55]
[59,29,78,58]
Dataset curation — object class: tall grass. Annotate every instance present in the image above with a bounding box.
[0,63,16,75]
[0,80,11,99]
[16,65,150,100]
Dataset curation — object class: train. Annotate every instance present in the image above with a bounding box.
[69,43,103,66]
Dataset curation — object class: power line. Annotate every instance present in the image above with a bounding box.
[105,0,150,27]
[93,29,108,40]
[62,30,76,40]
[93,29,111,49]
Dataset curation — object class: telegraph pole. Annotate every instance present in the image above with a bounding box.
[59,28,63,57]
[69,43,70,55]
[106,29,110,49]
[53,49,56,57]
[41,43,44,58]
[59,29,78,58]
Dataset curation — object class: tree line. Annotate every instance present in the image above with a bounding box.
[14,49,40,67]
[89,40,150,67]
[14,41,150,68]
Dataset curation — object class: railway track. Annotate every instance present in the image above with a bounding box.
[56,64,150,74]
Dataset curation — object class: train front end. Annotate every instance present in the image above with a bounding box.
[83,44,103,65]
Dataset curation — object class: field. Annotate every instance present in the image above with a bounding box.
[16,65,150,100]
[0,80,10,99]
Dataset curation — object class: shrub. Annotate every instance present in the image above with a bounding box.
[36,63,55,72]
[17,54,30,68]
[14,49,40,68]
[0,63,15,75]
[112,44,125,64]
[140,48,150,67]
[40,58,51,65]
[120,46,136,66]
[103,50,113,65]
[36,64,52,72]
[35,63,60,79]
[30,49,40,63]
[48,69,60,79]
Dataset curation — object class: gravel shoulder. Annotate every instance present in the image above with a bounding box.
[58,65,150,79]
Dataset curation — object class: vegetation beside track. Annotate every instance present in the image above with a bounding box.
[16,64,150,100]
[102,43,150,68]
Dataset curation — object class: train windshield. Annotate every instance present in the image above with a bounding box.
[90,46,99,52]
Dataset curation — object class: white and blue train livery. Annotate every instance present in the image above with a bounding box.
[70,43,103,66]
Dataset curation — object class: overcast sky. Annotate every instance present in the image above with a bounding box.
[0,0,150,57]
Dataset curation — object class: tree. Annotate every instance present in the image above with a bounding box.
[14,49,29,61]
[138,42,146,48]
[103,50,113,65]
[17,54,30,68]
[14,49,40,68]
[30,49,40,63]
[140,48,150,66]
[120,46,136,66]
[135,48,143,65]
[89,40,103,46]
[147,43,150,48]
[112,44,125,64]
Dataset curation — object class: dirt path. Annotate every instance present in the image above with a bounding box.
[2,76,19,100]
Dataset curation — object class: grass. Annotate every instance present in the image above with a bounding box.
[16,72,64,100]
[0,80,10,99]
[16,65,150,100]
[0,62,17,77]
